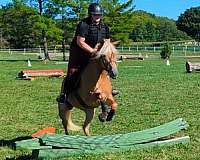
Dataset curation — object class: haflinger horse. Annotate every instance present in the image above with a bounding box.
[58,39,118,136]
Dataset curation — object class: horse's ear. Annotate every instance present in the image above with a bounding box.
[111,39,120,46]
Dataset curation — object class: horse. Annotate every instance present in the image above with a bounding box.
[58,39,118,136]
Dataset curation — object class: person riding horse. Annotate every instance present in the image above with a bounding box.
[57,3,119,115]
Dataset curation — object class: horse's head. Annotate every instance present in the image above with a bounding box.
[92,39,118,79]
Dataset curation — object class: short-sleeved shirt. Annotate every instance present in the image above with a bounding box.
[68,17,110,70]
[71,17,110,49]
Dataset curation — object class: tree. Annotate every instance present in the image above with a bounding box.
[30,0,62,60]
[130,11,191,43]
[48,0,92,60]
[176,7,200,44]
[100,0,134,44]
[1,1,36,48]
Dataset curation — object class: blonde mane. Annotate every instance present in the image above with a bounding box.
[98,39,118,56]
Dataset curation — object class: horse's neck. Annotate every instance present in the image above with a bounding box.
[79,61,103,90]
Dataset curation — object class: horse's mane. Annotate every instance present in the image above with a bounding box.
[98,39,118,56]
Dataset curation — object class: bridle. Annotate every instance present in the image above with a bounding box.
[98,54,116,79]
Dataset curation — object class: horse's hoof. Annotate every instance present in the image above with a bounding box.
[98,112,108,122]
[106,110,115,121]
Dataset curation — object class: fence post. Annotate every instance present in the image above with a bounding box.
[23,48,26,55]
[39,47,42,55]
[136,46,138,52]
[194,47,196,54]
[154,46,156,52]
[185,45,187,55]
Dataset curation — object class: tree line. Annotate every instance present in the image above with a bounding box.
[0,0,199,59]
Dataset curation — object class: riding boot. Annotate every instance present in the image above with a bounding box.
[56,77,68,103]
[57,70,80,103]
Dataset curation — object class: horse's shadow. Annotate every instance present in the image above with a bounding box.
[0,136,34,160]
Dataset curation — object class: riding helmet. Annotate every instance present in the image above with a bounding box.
[88,3,103,15]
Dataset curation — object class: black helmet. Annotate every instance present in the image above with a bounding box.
[88,3,103,15]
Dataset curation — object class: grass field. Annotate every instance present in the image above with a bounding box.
[0,55,200,159]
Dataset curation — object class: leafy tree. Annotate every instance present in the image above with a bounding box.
[176,6,200,43]
[157,17,190,42]
[131,22,147,42]
[42,0,69,60]
[130,11,191,43]
[1,1,36,48]
[145,21,157,41]
[49,0,93,60]
[100,0,134,44]
[29,0,62,60]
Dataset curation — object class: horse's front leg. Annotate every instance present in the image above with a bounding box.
[106,95,117,121]
[58,103,72,135]
[83,108,95,136]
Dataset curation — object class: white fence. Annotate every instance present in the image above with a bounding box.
[116,46,200,55]
[0,45,200,59]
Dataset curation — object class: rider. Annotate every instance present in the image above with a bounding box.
[57,3,118,110]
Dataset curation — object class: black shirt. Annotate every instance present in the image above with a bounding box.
[71,17,110,49]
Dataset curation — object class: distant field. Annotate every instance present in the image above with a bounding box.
[0,56,200,159]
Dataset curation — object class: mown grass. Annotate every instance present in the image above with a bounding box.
[0,54,200,159]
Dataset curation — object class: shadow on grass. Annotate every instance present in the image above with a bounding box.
[0,136,34,160]
[0,136,32,149]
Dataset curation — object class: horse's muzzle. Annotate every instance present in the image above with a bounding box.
[109,68,118,79]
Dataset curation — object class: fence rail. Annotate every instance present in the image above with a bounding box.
[0,45,200,60]
[116,46,200,54]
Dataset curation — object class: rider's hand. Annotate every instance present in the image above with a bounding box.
[91,48,98,56]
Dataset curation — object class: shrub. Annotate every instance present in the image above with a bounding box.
[160,43,172,59]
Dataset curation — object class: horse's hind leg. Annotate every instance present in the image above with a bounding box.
[58,103,81,135]
[83,108,95,136]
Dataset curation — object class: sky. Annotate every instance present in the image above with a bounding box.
[0,0,199,20]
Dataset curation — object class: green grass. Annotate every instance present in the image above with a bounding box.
[0,56,200,159]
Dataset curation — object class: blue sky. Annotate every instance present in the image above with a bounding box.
[0,0,199,20]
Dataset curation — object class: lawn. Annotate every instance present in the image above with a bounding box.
[0,55,200,159]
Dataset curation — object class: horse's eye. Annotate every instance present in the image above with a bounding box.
[101,55,106,58]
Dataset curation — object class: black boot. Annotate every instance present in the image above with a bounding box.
[56,93,66,103]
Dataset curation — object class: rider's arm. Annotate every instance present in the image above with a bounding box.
[77,36,97,55]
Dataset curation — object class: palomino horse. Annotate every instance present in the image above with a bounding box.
[58,39,118,136]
